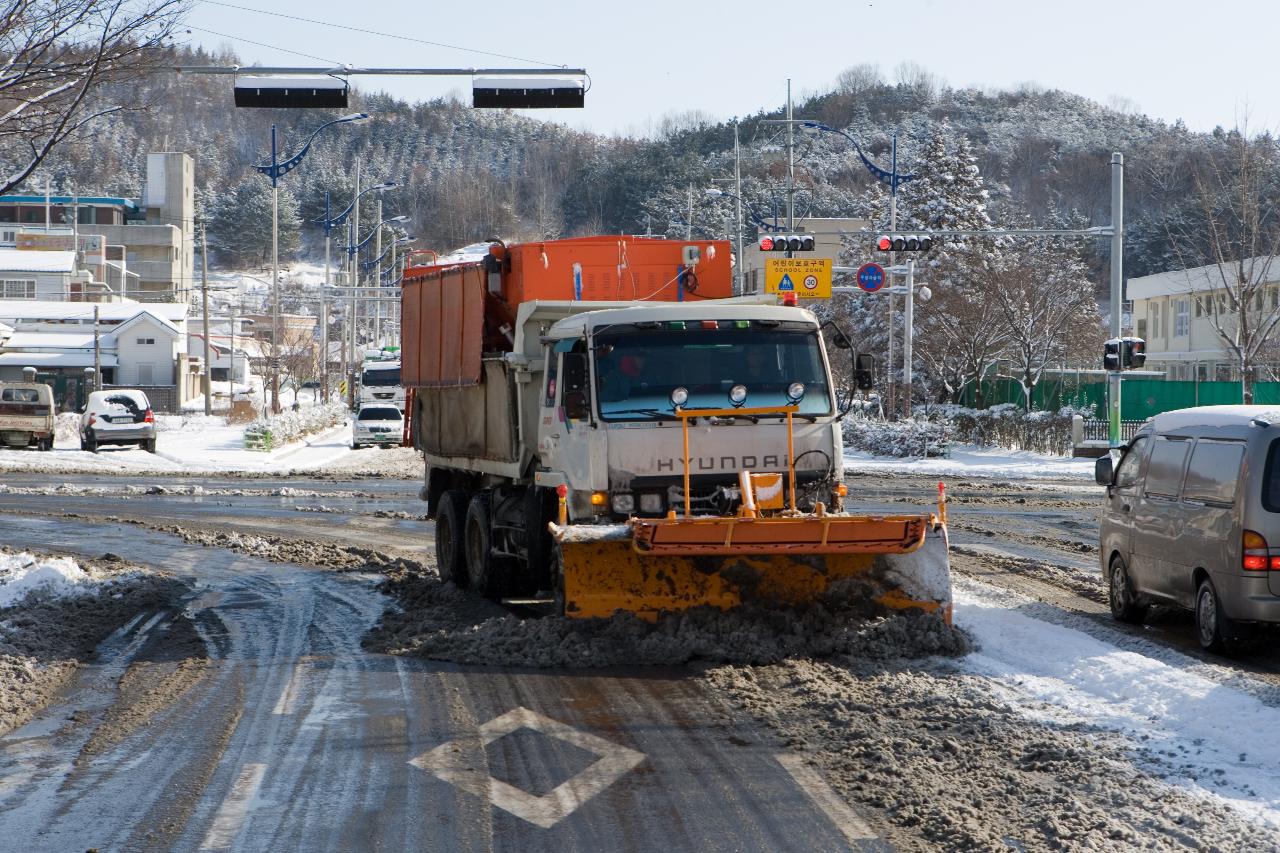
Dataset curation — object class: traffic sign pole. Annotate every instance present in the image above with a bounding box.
[903,259,915,418]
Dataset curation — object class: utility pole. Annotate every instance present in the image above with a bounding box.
[686,184,693,240]
[887,133,900,418]
[200,223,212,416]
[269,123,281,416]
[785,79,795,230]
[733,119,744,295]
[92,305,101,390]
[373,196,383,348]
[1109,152,1124,448]
[229,296,237,399]
[349,158,361,410]
[321,192,331,402]
[902,258,915,418]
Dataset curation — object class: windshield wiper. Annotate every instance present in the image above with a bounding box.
[603,408,677,421]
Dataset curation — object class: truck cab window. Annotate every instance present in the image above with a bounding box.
[543,347,559,407]
[561,340,589,420]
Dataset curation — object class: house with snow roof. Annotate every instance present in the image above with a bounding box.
[0,300,198,411]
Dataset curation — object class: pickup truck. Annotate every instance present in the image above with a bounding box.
[0,382,55,451]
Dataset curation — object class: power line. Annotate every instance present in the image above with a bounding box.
[195,1,568,68]
[185,24,340,64]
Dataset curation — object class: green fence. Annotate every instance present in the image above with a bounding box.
[962,378,1280,420]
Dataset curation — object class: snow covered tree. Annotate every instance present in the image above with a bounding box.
[1162,126,1280,402]
[0,0,187,195]
[208,177,302,268]
[988,231,1102,408]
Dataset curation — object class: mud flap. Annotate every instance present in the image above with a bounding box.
[551,522,951,622]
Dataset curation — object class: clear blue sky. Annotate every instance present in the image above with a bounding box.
[183,0,1277,136]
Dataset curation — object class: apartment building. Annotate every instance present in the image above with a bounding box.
[0,152,195,303]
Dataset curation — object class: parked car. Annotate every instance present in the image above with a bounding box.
[0,382,55,451]
[352,404,403,449]
[80,389,156,453]
[1096,405,1280,653]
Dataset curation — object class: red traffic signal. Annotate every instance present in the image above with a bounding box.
[759,234,814,252]
[875,234,934,252]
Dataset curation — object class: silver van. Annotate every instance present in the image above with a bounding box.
[1096,406,1280,652]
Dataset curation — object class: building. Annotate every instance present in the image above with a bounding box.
[0,300,197,411]
[0,248,85,300]
[0,152,195,303]
[1127,257,1280,382]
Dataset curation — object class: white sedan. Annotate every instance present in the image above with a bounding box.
[352,405,403,449]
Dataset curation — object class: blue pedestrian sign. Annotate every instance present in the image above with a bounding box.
[777,273,795,291]
[856,262,886,293]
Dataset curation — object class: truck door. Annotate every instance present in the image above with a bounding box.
[539,340,592,479]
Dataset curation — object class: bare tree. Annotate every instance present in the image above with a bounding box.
[1165,126,1280,402]
[915,280,1010,405]
[834,63,882,96]
[988,241,1102,409]
[0,0,187,194]
[276,321,320,404]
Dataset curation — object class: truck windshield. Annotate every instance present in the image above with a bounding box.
[594,328,832,420]
[361,366,400,387]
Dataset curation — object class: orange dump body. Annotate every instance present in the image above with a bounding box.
[400,236,732,388]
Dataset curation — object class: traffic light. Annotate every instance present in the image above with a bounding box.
[758,234,815,252]
[234,75,349,108]
[875,234,934,252]
[1103,339,1122,371]
[1122,337,1146,369]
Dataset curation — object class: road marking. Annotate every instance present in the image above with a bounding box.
[272,660,309,715]
[775,752,877,842]
[199,762,267,851]
[410,706,645,829]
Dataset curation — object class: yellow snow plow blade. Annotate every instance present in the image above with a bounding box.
[550,514,951,623]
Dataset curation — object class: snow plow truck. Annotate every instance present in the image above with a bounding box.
[401,236,951,621]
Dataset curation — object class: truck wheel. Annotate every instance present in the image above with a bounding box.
[523,487,556,594]
[435,490,470,587]
[40,437,53,452]
[465,492,511,599]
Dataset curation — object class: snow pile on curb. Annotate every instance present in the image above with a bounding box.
[54,412,80,443]
[244,402,347,450]
[0,552,96,607]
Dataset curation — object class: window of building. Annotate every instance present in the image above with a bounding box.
[1195,297,1203,318]
[136,337,155,345]
[1198,363,1210,382]
[1,280,35,299]
[1137,318,1147,339]
[1151,303,1161,338]
[1175,300,1189,337]
[1271,288,1280,310]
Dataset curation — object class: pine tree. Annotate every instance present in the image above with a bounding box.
[208,178,302,267]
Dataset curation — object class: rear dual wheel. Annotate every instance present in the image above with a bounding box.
[435,490,470,586]
[465,493,512,599]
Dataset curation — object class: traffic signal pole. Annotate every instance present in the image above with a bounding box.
[1109,152,1125,448]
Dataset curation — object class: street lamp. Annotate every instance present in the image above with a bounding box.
[801,120,916,416]
[253,111,368,414]
[345,214,408,375]
[315,180,395,401]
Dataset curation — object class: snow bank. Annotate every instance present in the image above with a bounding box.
[844,445,1096,480]
[0,552,95,607]
[956,579,1280,828]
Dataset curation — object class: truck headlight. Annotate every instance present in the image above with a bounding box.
[639,493,663,514]
[611,493,635,514]
[729,384,748,406]
[786,382,806,403]
[670,386,689,407]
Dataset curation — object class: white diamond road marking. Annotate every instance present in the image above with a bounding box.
[409,706,646,829]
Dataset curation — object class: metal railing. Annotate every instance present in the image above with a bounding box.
[1080,418,1145,443]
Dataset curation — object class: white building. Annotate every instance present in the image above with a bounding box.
[1128,257,1280,381]
[0,299,197,410]
[0,248,88,301]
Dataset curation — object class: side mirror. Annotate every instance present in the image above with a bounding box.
[1094,456,1114,486]
[563,389,589,421]
[853,353,876,391]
